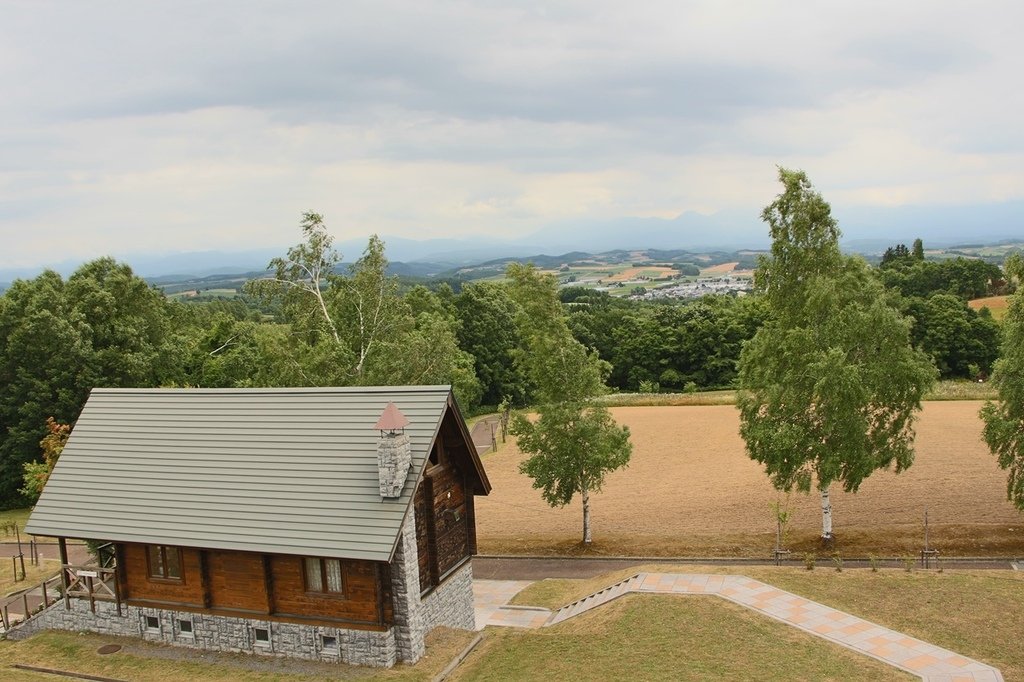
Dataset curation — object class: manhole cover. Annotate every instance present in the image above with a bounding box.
[97,644,121,655]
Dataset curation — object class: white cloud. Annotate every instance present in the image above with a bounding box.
[1,1,1023,267]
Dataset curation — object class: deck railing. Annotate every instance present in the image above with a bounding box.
[62,565,120,615]
[0,571,63,631]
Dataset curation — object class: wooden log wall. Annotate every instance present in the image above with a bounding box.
[118,543,387,628]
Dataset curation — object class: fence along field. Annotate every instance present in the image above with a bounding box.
[475,401,1024,557]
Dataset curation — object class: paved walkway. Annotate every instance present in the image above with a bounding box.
[473,573,1004,682]
[469,417,501,455]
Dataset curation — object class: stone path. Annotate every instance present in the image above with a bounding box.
[473,574,1004,682]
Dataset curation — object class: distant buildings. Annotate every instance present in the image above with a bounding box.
[628,276,752,301]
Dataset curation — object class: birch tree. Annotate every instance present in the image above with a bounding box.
[245,213,480,407]
[506,263,631,544]
[980,255,1024,511]
[246,212,345,346]
[738,168,935,541]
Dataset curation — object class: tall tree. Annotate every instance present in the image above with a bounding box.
[980,254,1024,510]
[246,212,346,347]
[506,263,630,544]
[912,238,925,261]
[455,283,529,406]
[0,261,180,507]
[247,213,481,408]
[738,168,935,540]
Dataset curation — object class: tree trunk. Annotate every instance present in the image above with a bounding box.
[820,486,833,540]
[582,486,592,544]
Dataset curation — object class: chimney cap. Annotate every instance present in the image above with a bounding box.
[374,402,410,431]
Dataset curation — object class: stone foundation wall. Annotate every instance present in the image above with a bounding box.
[421,561,475,631]
[7,600,398,667]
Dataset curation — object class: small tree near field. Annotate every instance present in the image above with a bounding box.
[980,254,1024,510]
[506,263,631,545]
[738,168,935,541]
[513,402,632,544]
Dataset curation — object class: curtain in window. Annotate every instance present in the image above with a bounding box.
[325,559,342,592]
[305,557,322,589]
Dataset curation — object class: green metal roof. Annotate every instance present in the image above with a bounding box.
[25,385,479,562]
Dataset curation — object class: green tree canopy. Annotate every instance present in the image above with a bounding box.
[246,213,481,409]
[0,260,182,508]
[738,168,936,540]
[980,254,1024,510]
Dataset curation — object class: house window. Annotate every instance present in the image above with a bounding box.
[321,635,338,652]
[179,619,193,635]
[304,557,344,594]
[146,545,183,581]
[145,616,159,631]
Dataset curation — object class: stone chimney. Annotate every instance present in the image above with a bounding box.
[375,402,411,498]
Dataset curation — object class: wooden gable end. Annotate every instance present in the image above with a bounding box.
[412,404,484,594]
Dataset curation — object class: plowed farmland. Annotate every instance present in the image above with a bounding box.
[475,402,1024,557]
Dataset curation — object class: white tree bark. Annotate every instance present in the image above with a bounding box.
[582,486,592,544]
[820,486,833,539]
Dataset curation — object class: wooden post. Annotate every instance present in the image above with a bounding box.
[87,575,95,614]
[464,472,477,555]
[41,580,48,608]
[199,550,212,608]
[114,544,127,616]
[58,537,69,610]
[374,563,387,625]
[424,476,440,586]
[262,555,274,615]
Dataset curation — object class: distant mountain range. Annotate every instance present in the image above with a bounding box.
[1,199,1022,290]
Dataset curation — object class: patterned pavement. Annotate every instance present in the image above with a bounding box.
[473,573,1004,682]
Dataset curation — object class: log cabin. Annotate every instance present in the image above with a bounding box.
[18,385,490,667]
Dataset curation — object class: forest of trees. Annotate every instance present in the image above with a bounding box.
[0,214,1012,508]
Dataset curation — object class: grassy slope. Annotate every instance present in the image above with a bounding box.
[456,595,911,681]
[1,559,60,597]
[510,565,1024,681]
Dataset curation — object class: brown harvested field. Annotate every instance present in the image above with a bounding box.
[476,401,1024,557]
[699,261,738,275]
[604,266,676,282]
[968,295,1009,320]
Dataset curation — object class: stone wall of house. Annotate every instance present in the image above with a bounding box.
[389,509,427,663]
[7,599,398,667]
[421,561,475,632]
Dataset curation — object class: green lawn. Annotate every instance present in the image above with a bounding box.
[0,628,473,682]
[1,558,60,597]
[456,595,911,681]
[511,565,1024,681]
[0,508,30,541]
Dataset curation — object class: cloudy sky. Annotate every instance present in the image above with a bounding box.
[2,1,1023,268]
